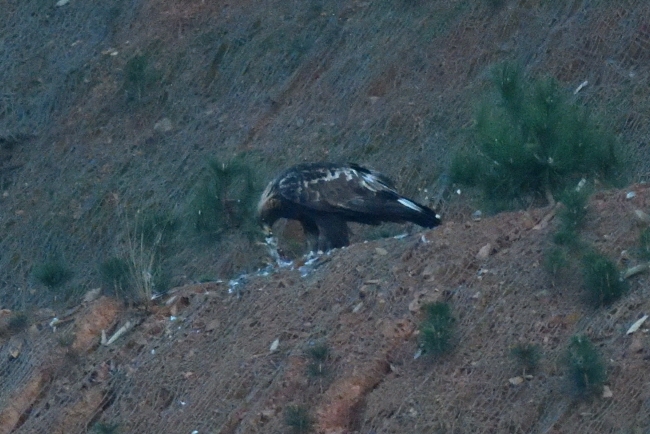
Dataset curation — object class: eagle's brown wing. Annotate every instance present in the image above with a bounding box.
[276,164,397,217]
[275,163,440,228]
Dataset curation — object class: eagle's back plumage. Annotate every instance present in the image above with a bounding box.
[258,162,440,251]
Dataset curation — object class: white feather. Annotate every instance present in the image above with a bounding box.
[398,198,421,212]
[360,172,385,192]
[257,182,275,214]
[307,168,350,184]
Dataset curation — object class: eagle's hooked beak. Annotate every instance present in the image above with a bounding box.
[262,223,286,265]
[262,224,275,246]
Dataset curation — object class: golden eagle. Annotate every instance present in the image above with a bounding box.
[257,162,441,252]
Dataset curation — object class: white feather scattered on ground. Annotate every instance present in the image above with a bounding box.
[626,315,648,335]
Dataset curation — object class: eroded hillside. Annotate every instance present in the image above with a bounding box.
[1,185,650,433]
[1,1,650,309]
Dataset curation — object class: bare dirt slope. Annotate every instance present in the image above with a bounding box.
[2,1,650,433]
[1,184,649,433]
[2,1,650,310]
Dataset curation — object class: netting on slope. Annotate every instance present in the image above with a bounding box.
[1,187,649,433]
[0,1,650,432]
[2,0,650,310]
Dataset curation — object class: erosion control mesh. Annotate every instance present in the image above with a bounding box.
[1,1,650,433]
[1,185,650,433]
[1,1,650,309]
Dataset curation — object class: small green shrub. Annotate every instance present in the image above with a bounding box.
[544,246,570,276]
[510,343,541,374]
[284,405,313,433]
[552,227,580,247]
[582,251,628,306]
[307,343,330,361]
[116,208,176,304]
[151,267,171,297]
[33,261,73,289]
[565,335,606,398]
[545,189,586,285]
[100,257,132,294]
[190,156,259,239]
[557,187,590,232]
[123,223,157,304]
[452,62,622,211]
[419,302,455,357]
[122,253,170,303]
[450,149,483,187]
[124,53,161,102]
[57,332,75,347]
[306,342,330,378]
[125,242,156,304]
[7,312,29,334]
[135,210,178,247]
[91,422,121,434]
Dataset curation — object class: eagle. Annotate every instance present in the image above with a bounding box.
[257,162,441,252]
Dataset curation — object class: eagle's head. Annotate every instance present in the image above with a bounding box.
[257,181,287,263]
[257,181,282,242]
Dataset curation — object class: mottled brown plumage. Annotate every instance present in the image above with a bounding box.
[258,163,441,252]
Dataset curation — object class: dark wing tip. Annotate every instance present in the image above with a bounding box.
[395,197,441,228]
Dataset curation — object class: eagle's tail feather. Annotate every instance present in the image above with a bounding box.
[346,195,441,228]
[388,196,441,228]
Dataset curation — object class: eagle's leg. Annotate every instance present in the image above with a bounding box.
[300,218,320,253]
[314,214,349,251]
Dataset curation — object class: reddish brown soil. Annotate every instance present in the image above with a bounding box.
[2,185,650,433]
